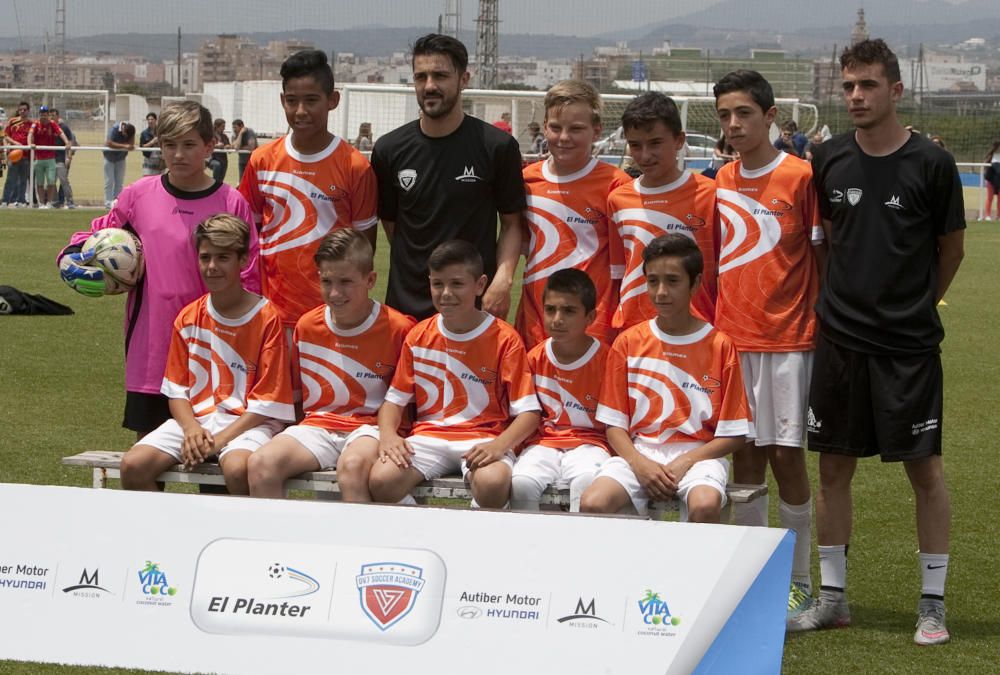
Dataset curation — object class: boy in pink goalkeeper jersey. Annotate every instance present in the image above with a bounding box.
[57,101,260,438]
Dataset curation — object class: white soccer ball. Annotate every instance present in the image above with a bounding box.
[83,228,145,295]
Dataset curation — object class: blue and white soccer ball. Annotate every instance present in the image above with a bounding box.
[82,228,145,295]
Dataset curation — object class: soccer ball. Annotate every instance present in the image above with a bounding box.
[83,228,145,295]
[267,563,286,579]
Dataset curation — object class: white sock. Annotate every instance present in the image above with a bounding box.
[779,498,813,590]
[818,544,847,592]
[733,494,768,527]
[919,552,949,598]
[510,475,544,512]
[396,494,417,506]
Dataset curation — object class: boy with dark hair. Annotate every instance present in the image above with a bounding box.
[511,268,611,512]
[713,68,824,619]
[2,101,32,207]
[580,234,749,523]
[58,100,260,438]
[247,229,415,501]
[372,34,526,320]
[371,240,541,509]
[608,91,719,331]
[119,214,293,494]
[516,79,631,349]
[240,48,378,333]
[791,38,964,645]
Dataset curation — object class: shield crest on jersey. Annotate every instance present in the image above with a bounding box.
[398,169,417,192]
[847,188,863,206]
[356,562,426,630]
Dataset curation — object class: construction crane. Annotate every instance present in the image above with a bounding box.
[475,0,498,89]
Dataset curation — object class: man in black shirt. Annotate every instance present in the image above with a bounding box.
[372,34,526,320]
[788,39,964,645]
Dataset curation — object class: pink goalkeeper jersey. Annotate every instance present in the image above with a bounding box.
[59,175,260,395]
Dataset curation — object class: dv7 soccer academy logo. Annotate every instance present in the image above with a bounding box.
[356,562,425,631]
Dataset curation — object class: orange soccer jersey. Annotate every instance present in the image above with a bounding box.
[239,135,378,327]
[714,152,823,352]
[526,337,610,452]
[386,314,540,440]
[596,320,750,446]
[515,158,631,349]
[292,301,415,433]
[608,172,719,330]
[161,296,295,422]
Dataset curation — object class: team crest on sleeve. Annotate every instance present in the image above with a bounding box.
[846,188,863,206]
[356,562,426,630]
[398,169,418,192]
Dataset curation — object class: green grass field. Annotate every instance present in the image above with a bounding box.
[0,211,997,673]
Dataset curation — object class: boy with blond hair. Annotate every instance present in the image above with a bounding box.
[516,79,631,350]
[58,100,259,438]
[371,240,541,509]
[248,229,415,501]
[120,215,294,494]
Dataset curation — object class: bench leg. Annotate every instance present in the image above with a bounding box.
[93,467,107,489]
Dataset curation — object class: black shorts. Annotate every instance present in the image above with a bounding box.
[122,391,172,435]
[807,334,942,462]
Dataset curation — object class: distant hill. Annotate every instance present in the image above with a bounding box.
[0,27,610,62]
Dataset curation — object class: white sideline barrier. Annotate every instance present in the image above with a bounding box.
[0,483,793,674]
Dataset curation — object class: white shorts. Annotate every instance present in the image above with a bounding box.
[278,424,380,470]
[139,413,285,462]
[407,434,515,480]
[512,444,610,489]
[595,440,728,516]
[739,350,813,448]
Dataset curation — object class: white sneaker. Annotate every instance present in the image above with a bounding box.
[787,590,850,632]
[914,598,949,646]
[39,203,51,209]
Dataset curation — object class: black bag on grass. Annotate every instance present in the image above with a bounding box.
[0,285,74,315]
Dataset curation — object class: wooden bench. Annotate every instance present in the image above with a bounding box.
[62,450,767,521]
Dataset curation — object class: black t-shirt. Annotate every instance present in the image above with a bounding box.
[372,115,527,319]
[811,132,965,355]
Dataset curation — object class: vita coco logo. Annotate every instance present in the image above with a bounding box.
[136,561,177,606]
[637,589,681,637]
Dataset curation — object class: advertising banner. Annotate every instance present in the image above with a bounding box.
[0,483,792,674]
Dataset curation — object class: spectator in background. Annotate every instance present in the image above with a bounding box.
[983,139,1000,220]
[355,122,373,151]
[27,105,72,209]
[50,108,78,209]
[139,112,162,176]
[208,118,230,182]
[703,135,737,179]
[774,121,801,157]
[493,111,513,134]
[231,119,257,180]
[527,121,547,157]
[804,131,825,162]
[2,101,31,208]
[103,121,136,208]
[930,135,948,152]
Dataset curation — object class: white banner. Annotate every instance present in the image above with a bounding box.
[0,484,792,674]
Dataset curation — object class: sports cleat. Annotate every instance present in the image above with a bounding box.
[786,590,850,632]
[787,581,813,621]
[914,598,949,646]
